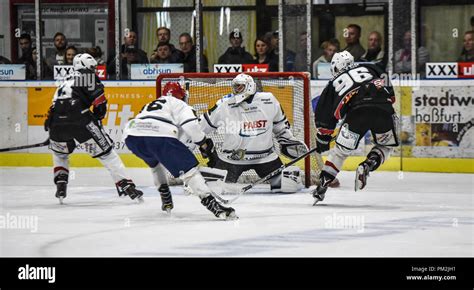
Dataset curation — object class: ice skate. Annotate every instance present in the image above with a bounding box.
[116,179,144,202]
[54,173,68,204]
[312,185,327,205]
[201,195,238,220]
[312,171,335,205]
[355,162,371,191]
[355,156,378,191]
[159,184,173,214]
[55,182,67,204]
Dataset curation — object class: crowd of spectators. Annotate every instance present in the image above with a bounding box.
[2,21,473,80]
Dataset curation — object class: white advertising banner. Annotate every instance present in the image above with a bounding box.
[0,64,26,80]
[130,63,183,80]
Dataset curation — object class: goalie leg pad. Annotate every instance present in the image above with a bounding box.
[199,167,228,183]
[180,167,212,199]
[270,166,303,193]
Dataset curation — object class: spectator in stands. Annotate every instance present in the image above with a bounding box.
[150,27,181,63]
[151,43,173,63]
[218,30,254,65]
[64,46,78,65]
[86,46,106,65]
[178,32,208,72]
[360,31,386,69]
[312,39,339,78]
[343,24,366,61]
[253,36,278,72]
[458,31,474,62]
[107,30,148,79]
[42,32,68,79]
[294,32,309,72]
[16,33,36,79]
[268,30,295,71]
[45,32,68,69]
[394,31,430,74]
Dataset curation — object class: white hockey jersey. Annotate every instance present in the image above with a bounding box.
[200,92,295,165]
[123,96,205,145]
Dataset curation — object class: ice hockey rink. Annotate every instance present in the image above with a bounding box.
[0,167,472,257]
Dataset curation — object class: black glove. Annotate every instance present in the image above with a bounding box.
[197,138,218,167]
[93,101,107,120]
[44,106,53,132]
[316,133,332,154]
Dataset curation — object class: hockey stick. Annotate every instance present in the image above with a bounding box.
[223,146,320,204]
[0,139,50,152]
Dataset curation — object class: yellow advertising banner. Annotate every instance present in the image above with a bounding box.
[28,87,156,126]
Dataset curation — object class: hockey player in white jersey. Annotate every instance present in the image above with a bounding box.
[44,53,143,204]
[123,82,237,219]
[200,73,308,193]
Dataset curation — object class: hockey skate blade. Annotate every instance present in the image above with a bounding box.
[223,211,239,220]
[354,165,365,192]
[58,197,64,205]
[136,196,145,204]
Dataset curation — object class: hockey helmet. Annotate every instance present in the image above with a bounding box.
[330,51,354,76]
[162,82,187,101]
[73,53,98,72]
[231,73,256,104]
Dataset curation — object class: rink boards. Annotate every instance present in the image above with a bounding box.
[0,80,472,173]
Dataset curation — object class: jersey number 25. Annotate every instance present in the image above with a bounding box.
[333,67,373,96]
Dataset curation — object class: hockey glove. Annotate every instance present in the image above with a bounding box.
[93,101,108,120]
[44,106,53,131]
[315,133,332,154]
[197,138,218,167]
[279,138,308,159]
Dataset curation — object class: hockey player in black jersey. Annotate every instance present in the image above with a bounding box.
[44,53,143,204]
[312,51,399,204]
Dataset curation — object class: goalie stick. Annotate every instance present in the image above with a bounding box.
[0,139,50,152]
[221,146,321,204]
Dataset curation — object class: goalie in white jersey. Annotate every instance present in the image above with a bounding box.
[200,73,308,192]
[123,82,237,219]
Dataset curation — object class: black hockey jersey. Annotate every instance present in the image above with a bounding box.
[51,71,105,123]
[314,63,395,135]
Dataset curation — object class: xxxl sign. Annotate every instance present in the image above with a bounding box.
[425,62,474,79]
[425,63,458,79]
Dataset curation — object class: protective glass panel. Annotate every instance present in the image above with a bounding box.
[202,8,257,70]
[9,4,36,79]
[282,1,309,72]
[36,3,109,80]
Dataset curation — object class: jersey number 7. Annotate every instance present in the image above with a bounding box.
[333,67,373,96]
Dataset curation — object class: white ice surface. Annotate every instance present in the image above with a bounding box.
[0,167,473,257]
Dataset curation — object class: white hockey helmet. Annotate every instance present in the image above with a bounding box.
[73,53,97,72]
[330,51,354,76]
[231,73,256,104]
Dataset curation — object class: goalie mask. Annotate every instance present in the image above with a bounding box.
[330,51,354,76]
[231,73,256,104]
[73,53,97,72]
[162,82,188,102]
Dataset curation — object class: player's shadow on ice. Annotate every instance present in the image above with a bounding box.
[314,203,399,210]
